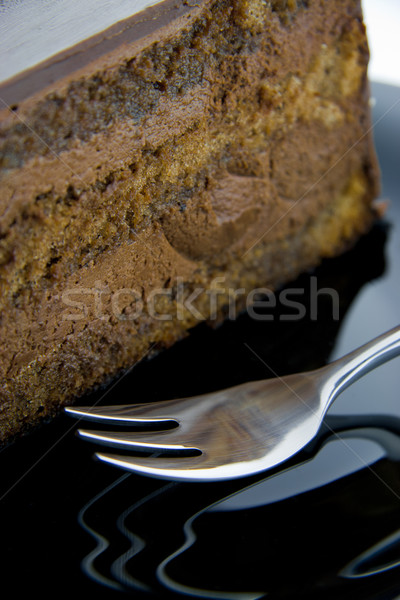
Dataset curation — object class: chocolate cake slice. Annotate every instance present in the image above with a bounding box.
[0,0,379,444]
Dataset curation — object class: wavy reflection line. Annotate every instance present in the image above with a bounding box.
[340,529,400,579]
[111,481,175,591]
[157,500,266,600]
[157,421,400,598]
[78,472,131,591]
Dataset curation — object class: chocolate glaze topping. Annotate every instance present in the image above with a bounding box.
[0,0,379,443]
[0,0,206,106]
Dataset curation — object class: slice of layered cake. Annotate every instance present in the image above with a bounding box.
[0,0,379,443]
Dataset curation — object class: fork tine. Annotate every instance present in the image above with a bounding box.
[94,452,214,481]
[77,428,198,453]
[64,402,180,426]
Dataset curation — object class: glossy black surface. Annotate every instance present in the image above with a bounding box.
[1,82,399,599]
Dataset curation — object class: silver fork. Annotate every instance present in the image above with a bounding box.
[65,325,400,482]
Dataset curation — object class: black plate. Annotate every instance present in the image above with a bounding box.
[1,82,400,600]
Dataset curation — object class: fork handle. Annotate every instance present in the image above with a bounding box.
[326,324,400,407]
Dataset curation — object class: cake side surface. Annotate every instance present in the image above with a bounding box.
[0,0,379,443]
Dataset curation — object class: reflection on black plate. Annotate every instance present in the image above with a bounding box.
[0,82,399,599]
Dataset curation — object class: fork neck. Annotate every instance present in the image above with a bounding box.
[325,325,400,408]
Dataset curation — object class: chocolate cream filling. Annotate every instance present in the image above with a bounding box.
[0,0,379,442]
